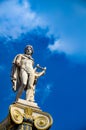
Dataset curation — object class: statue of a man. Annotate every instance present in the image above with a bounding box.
[11,45,46,102]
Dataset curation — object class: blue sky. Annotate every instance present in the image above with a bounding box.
[0,0,86,130]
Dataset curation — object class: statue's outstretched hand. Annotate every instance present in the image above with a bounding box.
[44,67,46,71]
[43,67,46,74]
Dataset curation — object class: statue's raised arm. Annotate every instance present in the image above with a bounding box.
[11,45,46,102]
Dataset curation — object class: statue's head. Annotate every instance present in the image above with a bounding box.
[24,45,34,55]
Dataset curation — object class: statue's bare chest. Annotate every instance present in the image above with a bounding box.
[21,57,34,70]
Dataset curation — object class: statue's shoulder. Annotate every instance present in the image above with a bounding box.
[12,54,24,64]
[15,54,23,58]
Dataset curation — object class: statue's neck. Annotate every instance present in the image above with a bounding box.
[24,54,33,61]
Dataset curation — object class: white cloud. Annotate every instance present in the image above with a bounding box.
[48,38,86,63]
[48,39,76,55]
[48,40,60,52]
[0,0,86,62]
[40,1,86,62]
[0,0,45,39]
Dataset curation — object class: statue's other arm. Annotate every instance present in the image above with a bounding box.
[14,54,22,67]
[35,67,46,78]
[11,54,22,91]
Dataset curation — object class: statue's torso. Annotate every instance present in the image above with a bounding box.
[21,56,34,73]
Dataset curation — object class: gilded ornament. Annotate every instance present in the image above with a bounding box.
[34,115,50,130]
[10,108,23,124]
[24,107,32,116]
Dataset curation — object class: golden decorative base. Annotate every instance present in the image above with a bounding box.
[0,99,53,130]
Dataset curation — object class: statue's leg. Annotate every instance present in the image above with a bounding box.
[26,73,35,101]
[16,69,28,101]
[26,88,35,101]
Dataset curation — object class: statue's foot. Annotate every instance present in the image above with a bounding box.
[26,99,35,102]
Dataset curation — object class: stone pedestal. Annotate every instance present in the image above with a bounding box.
[0,99,53,130]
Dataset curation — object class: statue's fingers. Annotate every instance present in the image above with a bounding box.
[44,67,46,70]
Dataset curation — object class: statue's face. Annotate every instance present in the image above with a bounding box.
[25,46,33,55]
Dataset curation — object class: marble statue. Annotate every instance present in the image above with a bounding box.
[11,45,46,102]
